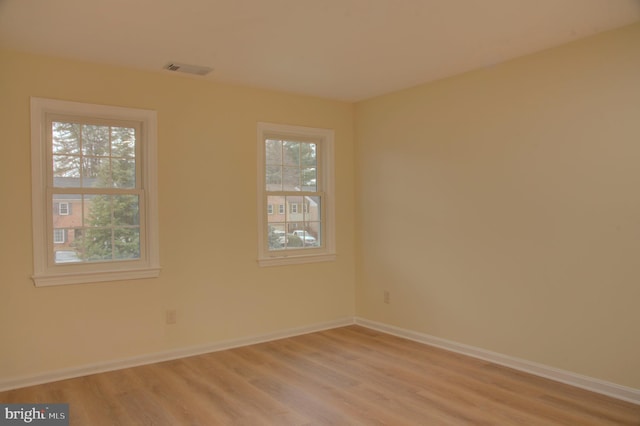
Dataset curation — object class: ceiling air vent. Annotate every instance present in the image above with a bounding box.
[163,62,213,76]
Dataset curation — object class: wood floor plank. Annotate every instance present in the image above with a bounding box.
[1,325,638,425]
[294,329,553,425]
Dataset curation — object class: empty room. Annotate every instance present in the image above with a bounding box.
[1,0,639,424]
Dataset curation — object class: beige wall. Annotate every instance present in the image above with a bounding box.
[355,23,640,388]
[0,50,356,381]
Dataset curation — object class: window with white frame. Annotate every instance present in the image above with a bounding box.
[58,202,70,215]
[31,97,160,286]
[267,204,274,215]
[257,122,335,266]
[53,229,66,244]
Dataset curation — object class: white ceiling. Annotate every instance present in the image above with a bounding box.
[1,0,639,101]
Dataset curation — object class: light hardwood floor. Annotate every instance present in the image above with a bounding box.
[1,325,639,425]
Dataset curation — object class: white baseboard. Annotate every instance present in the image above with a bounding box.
[3,316,638,406]
[0,317,355,393]
[355,317,640,405]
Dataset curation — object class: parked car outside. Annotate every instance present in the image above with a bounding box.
[278,234,303,248]
[291,230,319,246]
[300,235,318,246]
[55,250,81,263]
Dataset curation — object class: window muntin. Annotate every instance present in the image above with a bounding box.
[257,122,335,266]
[31,98,159,286]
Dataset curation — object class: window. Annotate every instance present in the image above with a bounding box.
[257,122,335,266]
[267,204,274,215]
[31,98,159,286]
[58,202,70,215]
[53,229,66,244]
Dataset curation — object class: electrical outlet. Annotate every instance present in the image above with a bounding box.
[166,309,177,325]
[384,290,390,304]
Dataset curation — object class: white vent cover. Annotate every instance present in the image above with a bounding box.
[163,62,213,76]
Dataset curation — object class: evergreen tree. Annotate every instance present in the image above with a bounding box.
[70,125,140,261]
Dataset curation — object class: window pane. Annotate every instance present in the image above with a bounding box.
[82,157,110,187]
[267,196,285,221]
[300,143,317,166]
[53,155,81,186]
[301,167,317,191]
[305,196,321,247]
[113,195,139,226]
[52,194,85,263]
[83,228,113,261]
[305,196,321,222]
[51,210,84,263]
[114,227,140,260]
[113,158,136,188]
[267,223,286,251]
[286,196,303,222]
[82,124,110,157]
[282,166,300,191]
[86,194,111,227]
[283,141,300,165]
[265,139,282,165]
[111,127,136,158]
[52,122,80,154]
[266,165,282,191]
[306,222,321,247]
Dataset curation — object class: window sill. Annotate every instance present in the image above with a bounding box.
[32,267,161,287]
[258,253,336,267]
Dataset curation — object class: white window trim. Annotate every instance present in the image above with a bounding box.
[31,97,160,286]
[257,122,335,267]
